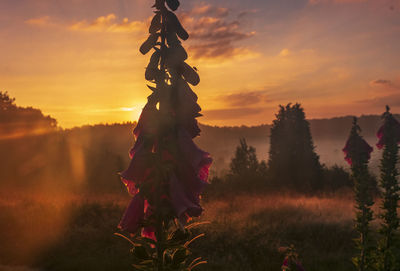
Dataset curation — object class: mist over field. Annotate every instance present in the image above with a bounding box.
[1,99,396,193]
[196,115,391,176]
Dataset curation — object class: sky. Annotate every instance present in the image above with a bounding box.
[0,0,399,128]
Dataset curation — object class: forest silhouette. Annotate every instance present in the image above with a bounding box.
[1,91,397,194]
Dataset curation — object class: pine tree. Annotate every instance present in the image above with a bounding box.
[375,106,400,271]
[230,138,262,175]
[268,103,322,191]
[229,138,267,183]
[343,117,375,271]
[0,91,16,111]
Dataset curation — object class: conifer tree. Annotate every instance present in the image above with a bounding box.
[230,138,265,176]
[375,106,400,271]
[268,103,322,191]
[343,117,375,271]
[0,91,16,110]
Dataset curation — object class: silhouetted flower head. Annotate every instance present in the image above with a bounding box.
[376,108,400,149]
[118,194,145,233]
[343,138,373,165]
[282,257,289,267]
[119,92,212,235]
[343,118,373,165]
[142,226,156,241]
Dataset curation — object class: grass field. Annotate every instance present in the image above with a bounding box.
[0,191,362,271]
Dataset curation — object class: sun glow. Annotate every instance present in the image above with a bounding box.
[1,0,399,128]
[120,107,136,112]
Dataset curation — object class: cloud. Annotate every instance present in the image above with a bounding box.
[69,13,146,33]
[25,16,52,26]
[369,79,393,86]
[203,107,263,120]
[309,0,367,4]
[26,13,146,33]
[334,0,367,2]
[24,5,255,58]
[219,91,269,107]
[237,10,258,19]
[191,4,229,17]
[356,93,400,107]
[179,3,256,60]
[358,79,400,107]
[279,48,291,57]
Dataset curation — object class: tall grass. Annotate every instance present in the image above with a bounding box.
[0,191,366,271]
[192,193,357,270]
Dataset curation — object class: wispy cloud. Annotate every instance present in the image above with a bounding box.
[279,48,291,57]
[356,93,400,107]
[24,4,255,58]
[190,3,229,17]
[69,13,146,33]
[357,78,400,107]
[25,13,147,33]
[179,3,256,60]
[218,91,269,107]
[25,16,53,26]
[203,107,263,120]
[369,79,393,87]
[309,0,367,5]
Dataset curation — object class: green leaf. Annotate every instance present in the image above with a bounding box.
[172,248,188,266]
[180,62,200,86]
[114,232,137,247]
[140,33,159,55]
[188,260,207,270]
[185,221,210,230]
[166,0,180,11]
[184,233,205,248]
[166,11,189,41]
[147,85,158,92]
[149,13,161,33]
[163,250,172,265]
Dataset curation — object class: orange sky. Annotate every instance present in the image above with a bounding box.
[1,0,399,128]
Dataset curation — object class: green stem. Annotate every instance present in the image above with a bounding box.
[155,2,167,270]
[155,215,164,271]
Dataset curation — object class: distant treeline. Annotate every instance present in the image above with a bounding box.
[0,91,397,193]
[0,122,135,193]
[197,115,398,174]
[0,92,57,139]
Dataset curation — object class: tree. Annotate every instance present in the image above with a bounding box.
[0,91,57,134]
[268,103,322,191]
[375,106,400,271]
[321,164,352,191]
[229,138,267,186]
[343,117,375,271]
[230,138,265,175]
[0,91,16,111]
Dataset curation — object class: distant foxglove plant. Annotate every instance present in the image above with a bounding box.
[375,106,400,271]
[115,0,212,270]
[279,245,305,271]
[343,117,375,271]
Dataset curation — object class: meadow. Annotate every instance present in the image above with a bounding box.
[0,190,364,271]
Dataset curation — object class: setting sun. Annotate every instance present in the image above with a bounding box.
[1,0,399,128]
